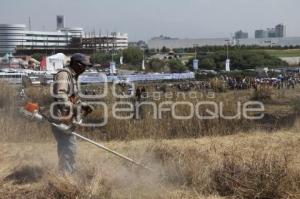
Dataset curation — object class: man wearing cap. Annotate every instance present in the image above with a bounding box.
[51,53,93,174]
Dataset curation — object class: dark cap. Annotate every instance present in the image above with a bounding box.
[71,53,92,67]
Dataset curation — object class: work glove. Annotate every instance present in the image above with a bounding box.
[80,102,94,117]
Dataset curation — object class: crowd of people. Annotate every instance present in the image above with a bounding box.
[152,73,300,93]
[224,74,298,90]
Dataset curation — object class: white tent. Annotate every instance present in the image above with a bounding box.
[2,53,13,63]
[109,61,117,74]
[46,53,67,71]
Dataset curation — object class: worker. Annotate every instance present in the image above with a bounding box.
[18,87,26,101]
[141,86,146,98]
[135,87,141,101]
[51,53,93,174]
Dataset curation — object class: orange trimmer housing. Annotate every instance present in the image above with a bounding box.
[24,102,39,113]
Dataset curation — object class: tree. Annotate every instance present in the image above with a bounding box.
[90,53,112,65]
[122,47,143,65]
[168,59,188,73]
[161,46,170,53]
[200,58,216,70]
[192,50,287,71]
[31,53,44,62]
[148,58,165,72]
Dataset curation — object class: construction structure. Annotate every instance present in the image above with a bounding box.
[82,32,128,51]
[0,16,128,56]
[56,15,65,30]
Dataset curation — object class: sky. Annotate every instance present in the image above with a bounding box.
[0,0,299,41]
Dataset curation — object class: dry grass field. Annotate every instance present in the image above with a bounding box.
[1,82,300,198]
[1,131,300,198]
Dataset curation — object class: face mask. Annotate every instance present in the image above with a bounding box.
[72,62,86,76]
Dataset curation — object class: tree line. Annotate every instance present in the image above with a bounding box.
[30,46,289,73]
[187,50,287,71]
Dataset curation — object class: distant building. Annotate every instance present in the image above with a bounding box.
[255,30,269,38]
[255,24,286,39]
[235,30,248,39]
[82,32,128,51]
[267,28,277,38]
[0,19,128,55]
[147,23,294,49]
[128,40,147,49]
[147,36,300,49]
[151,35,178,40]
[56,15,65,30]
[0,24,83,55]
[148,37,230,49]
[275,24,286,38]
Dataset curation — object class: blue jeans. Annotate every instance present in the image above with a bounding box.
[51,125,77,174]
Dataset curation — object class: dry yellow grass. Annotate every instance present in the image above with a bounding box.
[1,82,300,198]
[4,82,299,142]
[1,131,300,198]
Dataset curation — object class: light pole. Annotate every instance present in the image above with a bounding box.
[225,40,230,72]
[193,44,199,71]
[8,53,12,68]
[225,40,229,60]
[142,47,145,71]
[120,50,123,65]
[193,44,198,59]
